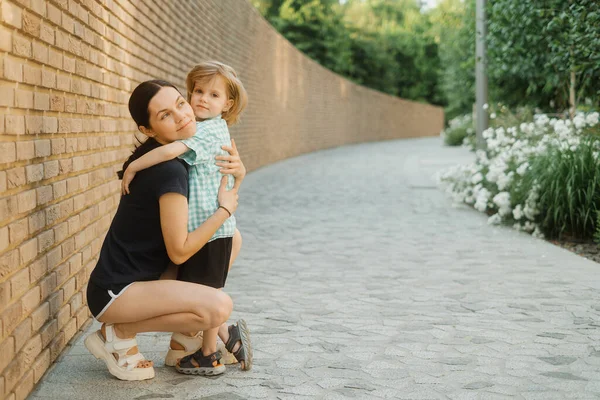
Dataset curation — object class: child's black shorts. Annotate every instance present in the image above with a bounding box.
[177,237,232,289]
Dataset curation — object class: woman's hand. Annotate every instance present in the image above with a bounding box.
[216,139,246,190]
[217,176,239,215]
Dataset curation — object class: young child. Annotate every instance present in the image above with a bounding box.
[121,61,251,375]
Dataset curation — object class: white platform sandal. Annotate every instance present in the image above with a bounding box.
[165,331,237,367]
[84,324,155,381]
[165,331,203,367]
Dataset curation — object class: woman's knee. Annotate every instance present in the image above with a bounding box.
[194,289,232,327]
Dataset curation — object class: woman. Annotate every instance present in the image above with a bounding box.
[84,80,248,381]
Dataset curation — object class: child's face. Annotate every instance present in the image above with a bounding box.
[190,75,234,121]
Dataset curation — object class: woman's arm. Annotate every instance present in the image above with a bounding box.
[122,142,189,195]
[159,176,238,265]
[216,139,246,191]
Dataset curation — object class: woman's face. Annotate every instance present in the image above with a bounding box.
[144,86,196,144]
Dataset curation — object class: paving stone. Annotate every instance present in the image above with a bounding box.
[30,139,600,399]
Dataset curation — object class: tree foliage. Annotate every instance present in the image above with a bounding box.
[252,0,600,118]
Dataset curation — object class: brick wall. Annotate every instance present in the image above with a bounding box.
[0,0,443,398]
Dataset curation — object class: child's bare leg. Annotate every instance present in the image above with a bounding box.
[202,327,219,355]
[171,230,243,352]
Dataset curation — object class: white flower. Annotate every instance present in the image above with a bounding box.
[490,113,497,119]
[512,204,523,220]
[516,162,529,176]
[474,187,491,212]
[471,172,483,184]
[483,103,489,110]
[492,191,511,216]
[488,213,502,225]
[586,112,599,126]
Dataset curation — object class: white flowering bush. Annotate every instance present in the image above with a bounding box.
[438,111,600,240]
[441,114,474,146]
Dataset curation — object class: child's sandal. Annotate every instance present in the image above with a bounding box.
[175,349,226,376]
[225,319,253,371]
[84,324,155,381]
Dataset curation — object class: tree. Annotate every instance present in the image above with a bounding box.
[487,0,600,113]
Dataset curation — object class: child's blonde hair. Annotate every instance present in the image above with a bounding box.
[186,61,248,126]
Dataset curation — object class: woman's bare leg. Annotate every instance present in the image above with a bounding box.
[99,280,232,333]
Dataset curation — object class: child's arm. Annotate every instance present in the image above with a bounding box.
[121,142,189,195]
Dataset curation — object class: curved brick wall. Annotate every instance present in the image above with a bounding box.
[0,0,443,397]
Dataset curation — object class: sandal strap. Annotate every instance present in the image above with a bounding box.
[104,324,138,352]
[119,352,145,371]
[225,323,247,363]
[171,332,203,352]
[225,324,241,353]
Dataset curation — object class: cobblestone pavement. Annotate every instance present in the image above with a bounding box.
[30,138,600,399]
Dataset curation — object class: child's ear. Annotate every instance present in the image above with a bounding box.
[223,99,234,112]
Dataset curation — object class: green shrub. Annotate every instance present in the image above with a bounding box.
[442,115,474,146]
[444,125,469,146]
[526,136,600,240]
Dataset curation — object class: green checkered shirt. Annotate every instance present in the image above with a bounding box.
[178,115,235,241]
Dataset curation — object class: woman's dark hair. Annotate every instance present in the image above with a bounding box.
[118,80,182,179]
